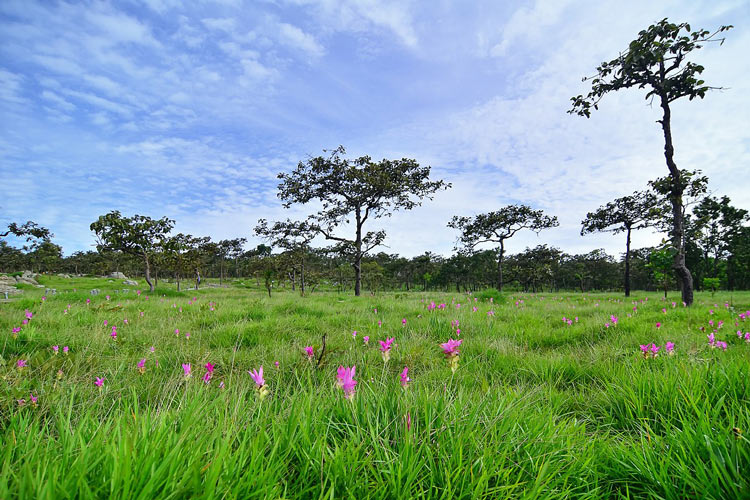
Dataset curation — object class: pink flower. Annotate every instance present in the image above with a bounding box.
[399,366,411,389]
[650,344,660,357]
[274,360,279,368]
[30,393,38,405]
[352,331,357,339]
[86,298,91,304]
[52,345,59,354]
[63,346,69,354]
[304,346,314,360]
[378,320,382,327]
[174,329,179,336]
[106,295,110,301]
[103,320,108,327]
[137,358,146,374]
[336,365,357,399]
[379,337,395,362]
[17,359,28,369]
[363,336,370,345]
[95,377,105,387]
[656,322,661,329]
[664,342,675,355]
[639,344,649,357]
[406,412,412,431]
[150,346,155,353]
[182,363,192,378]
[25,310,33,320]
[401,318,407,326]
[249,366,265,387]
[440,339,462,357]
[716,341,728,351]
[219,381,225,389]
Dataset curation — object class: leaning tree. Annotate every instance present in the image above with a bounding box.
[569,18,732,306]
[580,190,658,296]
[277,146,450,296]
[90,211,174,292]
[448,204,559,292]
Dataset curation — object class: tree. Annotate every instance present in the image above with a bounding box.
[1,220,52,251]
[647,246,676,298]
[693,196,749,281]
[277,146,450,296]
[90,211,174,292]
[569,19,732,306]
[254,219,316,295]
[581,190,658,296]
[448,204,559,292]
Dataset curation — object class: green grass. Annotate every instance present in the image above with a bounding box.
[2,276,749,499]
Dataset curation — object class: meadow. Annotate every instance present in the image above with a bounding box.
[1,275,749,499]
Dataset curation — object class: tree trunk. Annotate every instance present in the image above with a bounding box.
[624,226,631,297]
[354,213,362,297]
[497,241,505,291]
[300,257,305,296]
[144,254,154,292]
[195,269,201,290]
[660,90,694,306]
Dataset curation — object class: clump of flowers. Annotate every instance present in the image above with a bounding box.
[336,365,357,399]
[440,338,462,373]
[249,366,269,400]
[379,337,395,362]
[400,366,411,389]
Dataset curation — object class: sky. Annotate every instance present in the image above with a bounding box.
[1,0,748,259]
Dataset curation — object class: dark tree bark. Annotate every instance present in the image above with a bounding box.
[659,90,694,306]
[144,254,154,292]
[624,226,631,297]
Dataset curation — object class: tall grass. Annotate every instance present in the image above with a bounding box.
[1,276,749,498]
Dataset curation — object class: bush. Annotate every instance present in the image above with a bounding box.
[475,287,507,304]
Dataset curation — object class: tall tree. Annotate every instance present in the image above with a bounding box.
[277,146,450,296]
[90,211,174,292]
[448,204,558,291]
[569,19,732,306]
[580,190,657,296]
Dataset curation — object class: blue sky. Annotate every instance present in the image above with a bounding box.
[1,0,748,258]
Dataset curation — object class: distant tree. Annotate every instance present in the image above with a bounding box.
[90,211,174,292]
[581,190,658,296]
[647,246,676,298]
[448,204,559,292]
[216,238,247,284]
[277,146,449,296]
[693,196,749,281]
[29,240,63,273]
[254,219,316,295]
[1,220,52,251]
[569,19,732,306]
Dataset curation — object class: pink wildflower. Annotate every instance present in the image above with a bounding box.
[95,377,105,387]
[664,342,675,355]
[182,363,192,379]
[304,346,314,360]
[52,345,59,354]
[336,365,357,399]
[379,337,395,362]
[363,336,370,345]
[17,359,28,369]
[137,358,146,374]
[400,366,411,389]
[63,346,69,354]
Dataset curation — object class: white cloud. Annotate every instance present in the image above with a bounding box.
[277,23,325,57]
[40,90,76,111]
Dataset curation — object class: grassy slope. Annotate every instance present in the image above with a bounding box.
[1,276,749,499]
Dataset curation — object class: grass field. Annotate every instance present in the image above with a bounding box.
[2,275,749,499]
